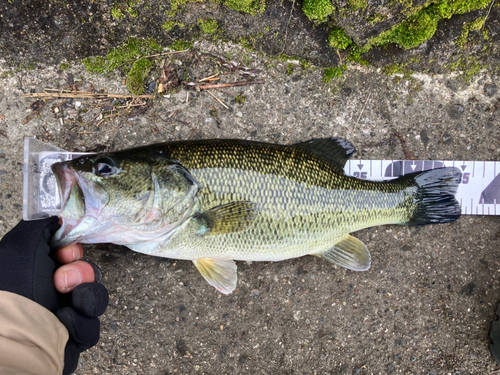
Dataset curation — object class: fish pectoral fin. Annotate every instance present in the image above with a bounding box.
[193,257,237,294]
[314,235,371,271]
[192,201,257,236]
[292,138,356,169]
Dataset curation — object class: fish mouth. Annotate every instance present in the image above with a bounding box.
[50,162,109,247]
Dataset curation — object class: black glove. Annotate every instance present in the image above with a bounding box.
[0,218,109,375]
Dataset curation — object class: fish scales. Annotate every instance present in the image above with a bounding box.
[141,140,418,261]
[51,138,461,294]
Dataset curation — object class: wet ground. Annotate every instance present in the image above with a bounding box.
[0,40,500,374]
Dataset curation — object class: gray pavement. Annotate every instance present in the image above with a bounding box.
[0,40,499,374]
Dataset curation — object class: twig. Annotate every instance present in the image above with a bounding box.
[116,102,147,109]
[24,92,154,99]
[336,49,342,65]
[280,0,296,54]
[199,72,220,82]
[483,0,496,29]
[206,90,229,109]
[139,50,189,60]
[351,92,371,134]
[184,80,265,90]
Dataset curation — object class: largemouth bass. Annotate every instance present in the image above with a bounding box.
[51,138,462,294]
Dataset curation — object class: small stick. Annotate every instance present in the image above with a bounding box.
[351,92,371,134]
[24,92,154,99]
[199,72,220,82]
[116,103,147,108]
[185,80,265,89]
[206,90,228,109]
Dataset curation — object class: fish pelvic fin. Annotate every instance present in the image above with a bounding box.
[404,167,462,225]
[314,235,371,271]
[292,138,356,169]
[192,201,257,236]
[193,257,237,294]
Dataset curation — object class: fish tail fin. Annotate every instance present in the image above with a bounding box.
[405,167,462,225]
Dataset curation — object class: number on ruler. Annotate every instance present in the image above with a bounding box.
[353,171,367,179]
[462,173,470,184]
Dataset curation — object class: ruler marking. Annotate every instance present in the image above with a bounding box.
[488,206,490,215]
[391,160,394,178]
[483,161,486,178]
[495,199,497,215]
[482,199,484,215]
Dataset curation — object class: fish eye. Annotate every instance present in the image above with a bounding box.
[93,157,116,177]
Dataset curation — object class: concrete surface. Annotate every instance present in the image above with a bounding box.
[0,40,500,374]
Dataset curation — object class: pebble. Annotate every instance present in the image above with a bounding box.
[147,81,156,93]
[74,101,82,109]
[236,111,243,117]
[448,104,464,118]
[484,83,498,97]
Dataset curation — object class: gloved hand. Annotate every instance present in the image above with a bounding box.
[0,218,109,375]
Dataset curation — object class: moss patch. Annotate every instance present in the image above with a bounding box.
[83,38,162,74]
[126,58,153,95]
[302,0,334,22]
[82,38,163,95]
[322,66,344,83]
[347,0,368,11]
[59,63,70,70]
[366,0,492,50]
[225,0,265,15]
[170,40,193,51]
[328,28,353,50]
[198,18,219,34]
[456,16,486,47]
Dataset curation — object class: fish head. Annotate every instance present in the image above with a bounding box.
[50,152,199,248]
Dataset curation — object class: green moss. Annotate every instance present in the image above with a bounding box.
[83,56,107,74]
[126,58,152,95]
[111,6,125,20]
[59,63,71,70]
[224,0,265,15]
[322,66,344,83]
[366,0,491,50]
[170,40,193,51]
[198,18,219,34]
[82,38,162,95]
[285,63,295,75]
[302,0,334,22]
[382,63,413,79]
[456,16,486,47]
[234,94,246,104]
[240,37,256,51]
[367,13,385,25]
[168,0,204,17]
[347,0,368,10]
[328,28,353,50]
[162,21,176,31]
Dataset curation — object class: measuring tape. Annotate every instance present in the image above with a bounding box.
[344,159,500,216]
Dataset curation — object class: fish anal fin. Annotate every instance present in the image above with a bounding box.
[193,201,256,236]
[314,235,371,271]
[292,138,356,169]
[193,257,237,294]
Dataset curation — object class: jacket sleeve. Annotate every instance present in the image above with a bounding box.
[0,291,68,375]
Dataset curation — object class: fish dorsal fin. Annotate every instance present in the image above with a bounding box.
[292,138,356,168]
[193,257,237,294]
[192,201,256,236]
[314,235,371,271]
